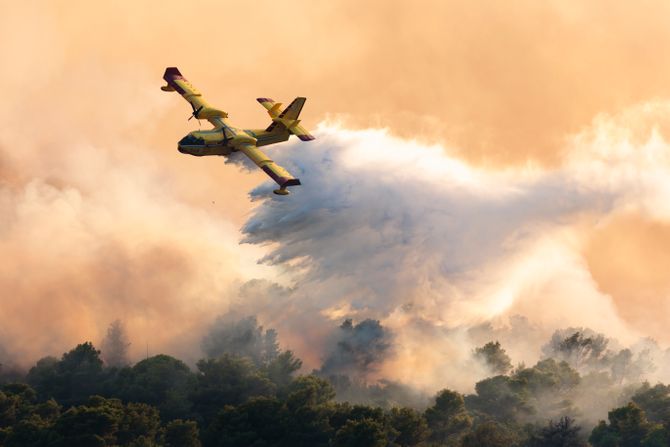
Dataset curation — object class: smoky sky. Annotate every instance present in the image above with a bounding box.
[2,0,670,396]
[235,108,670,389]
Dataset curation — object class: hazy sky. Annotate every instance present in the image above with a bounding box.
[1,1,670,388]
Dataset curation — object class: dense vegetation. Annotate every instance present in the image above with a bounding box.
[0,318,669,446]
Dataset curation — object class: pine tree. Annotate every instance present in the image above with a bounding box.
[101,320,131,368]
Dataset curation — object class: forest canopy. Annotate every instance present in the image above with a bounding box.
[0,317,669,446]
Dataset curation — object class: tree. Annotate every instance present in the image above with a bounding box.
[0,387,26,429]
[283,376,337,447]
[542,329,610,372]
[642,427,670,447]
[389,407,428,447]
[590,420,620,447]
[589,403,663,447]
[2,416,61,447]
[606,403,652,446]
[465,376,532,423]
[631,382,670,425]
[333,418,387,447]
[116,401,161,446]
[54,397,122,447]
[190,354,275,424]
[164,419,201,447]
[205,396,287,446]
[25,357,59,401]
[461,421,519,447]
[116,354,194,421]
[201,316,279,366]
[27,343,105,407]
[329,403,386,431]
[507,358,580,421]
[527,417,586,447]
[101,320,131,368]
[513,359,580,394]
[0,384,61,446]
[286,375,336,410]
[425,389,472,446]
[263,350,303,393]
[475,341,513,375]
[319,319,391,379]
[262,329,281,365]
[53,396,162,447]
[468,358,581,425]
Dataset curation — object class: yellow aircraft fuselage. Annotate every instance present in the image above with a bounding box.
[162,67,314,194]
[177,124,289,157]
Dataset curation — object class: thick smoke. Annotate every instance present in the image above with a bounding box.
[0,59,270,366]
[0,134,270,366]
[2,0,670,397]
[2,3,670,433]
[236,103,670,392]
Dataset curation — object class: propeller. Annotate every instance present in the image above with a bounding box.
[188,103,204,121]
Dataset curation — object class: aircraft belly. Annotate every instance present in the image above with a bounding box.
[178,144,232,156]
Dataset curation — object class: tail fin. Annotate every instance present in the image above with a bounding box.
[257,97,315,142]
[278,97,306,120]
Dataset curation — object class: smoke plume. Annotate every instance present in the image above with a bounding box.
[236,103,670,391]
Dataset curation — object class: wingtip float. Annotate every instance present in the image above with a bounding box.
[161,67,314,195]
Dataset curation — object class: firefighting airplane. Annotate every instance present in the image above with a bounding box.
[161,67,314,195]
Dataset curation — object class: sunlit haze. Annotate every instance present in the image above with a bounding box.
[2,1,670,400]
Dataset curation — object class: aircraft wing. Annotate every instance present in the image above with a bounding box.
[237,143,301,191]
[162,67,228,128]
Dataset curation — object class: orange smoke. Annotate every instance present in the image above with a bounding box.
[1,0,670,377]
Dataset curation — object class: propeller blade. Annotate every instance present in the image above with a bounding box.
[188,104,204,121]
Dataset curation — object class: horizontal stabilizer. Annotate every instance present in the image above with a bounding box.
[257,98,283,118]
[258,97,315,141]
[297,132,315,141]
